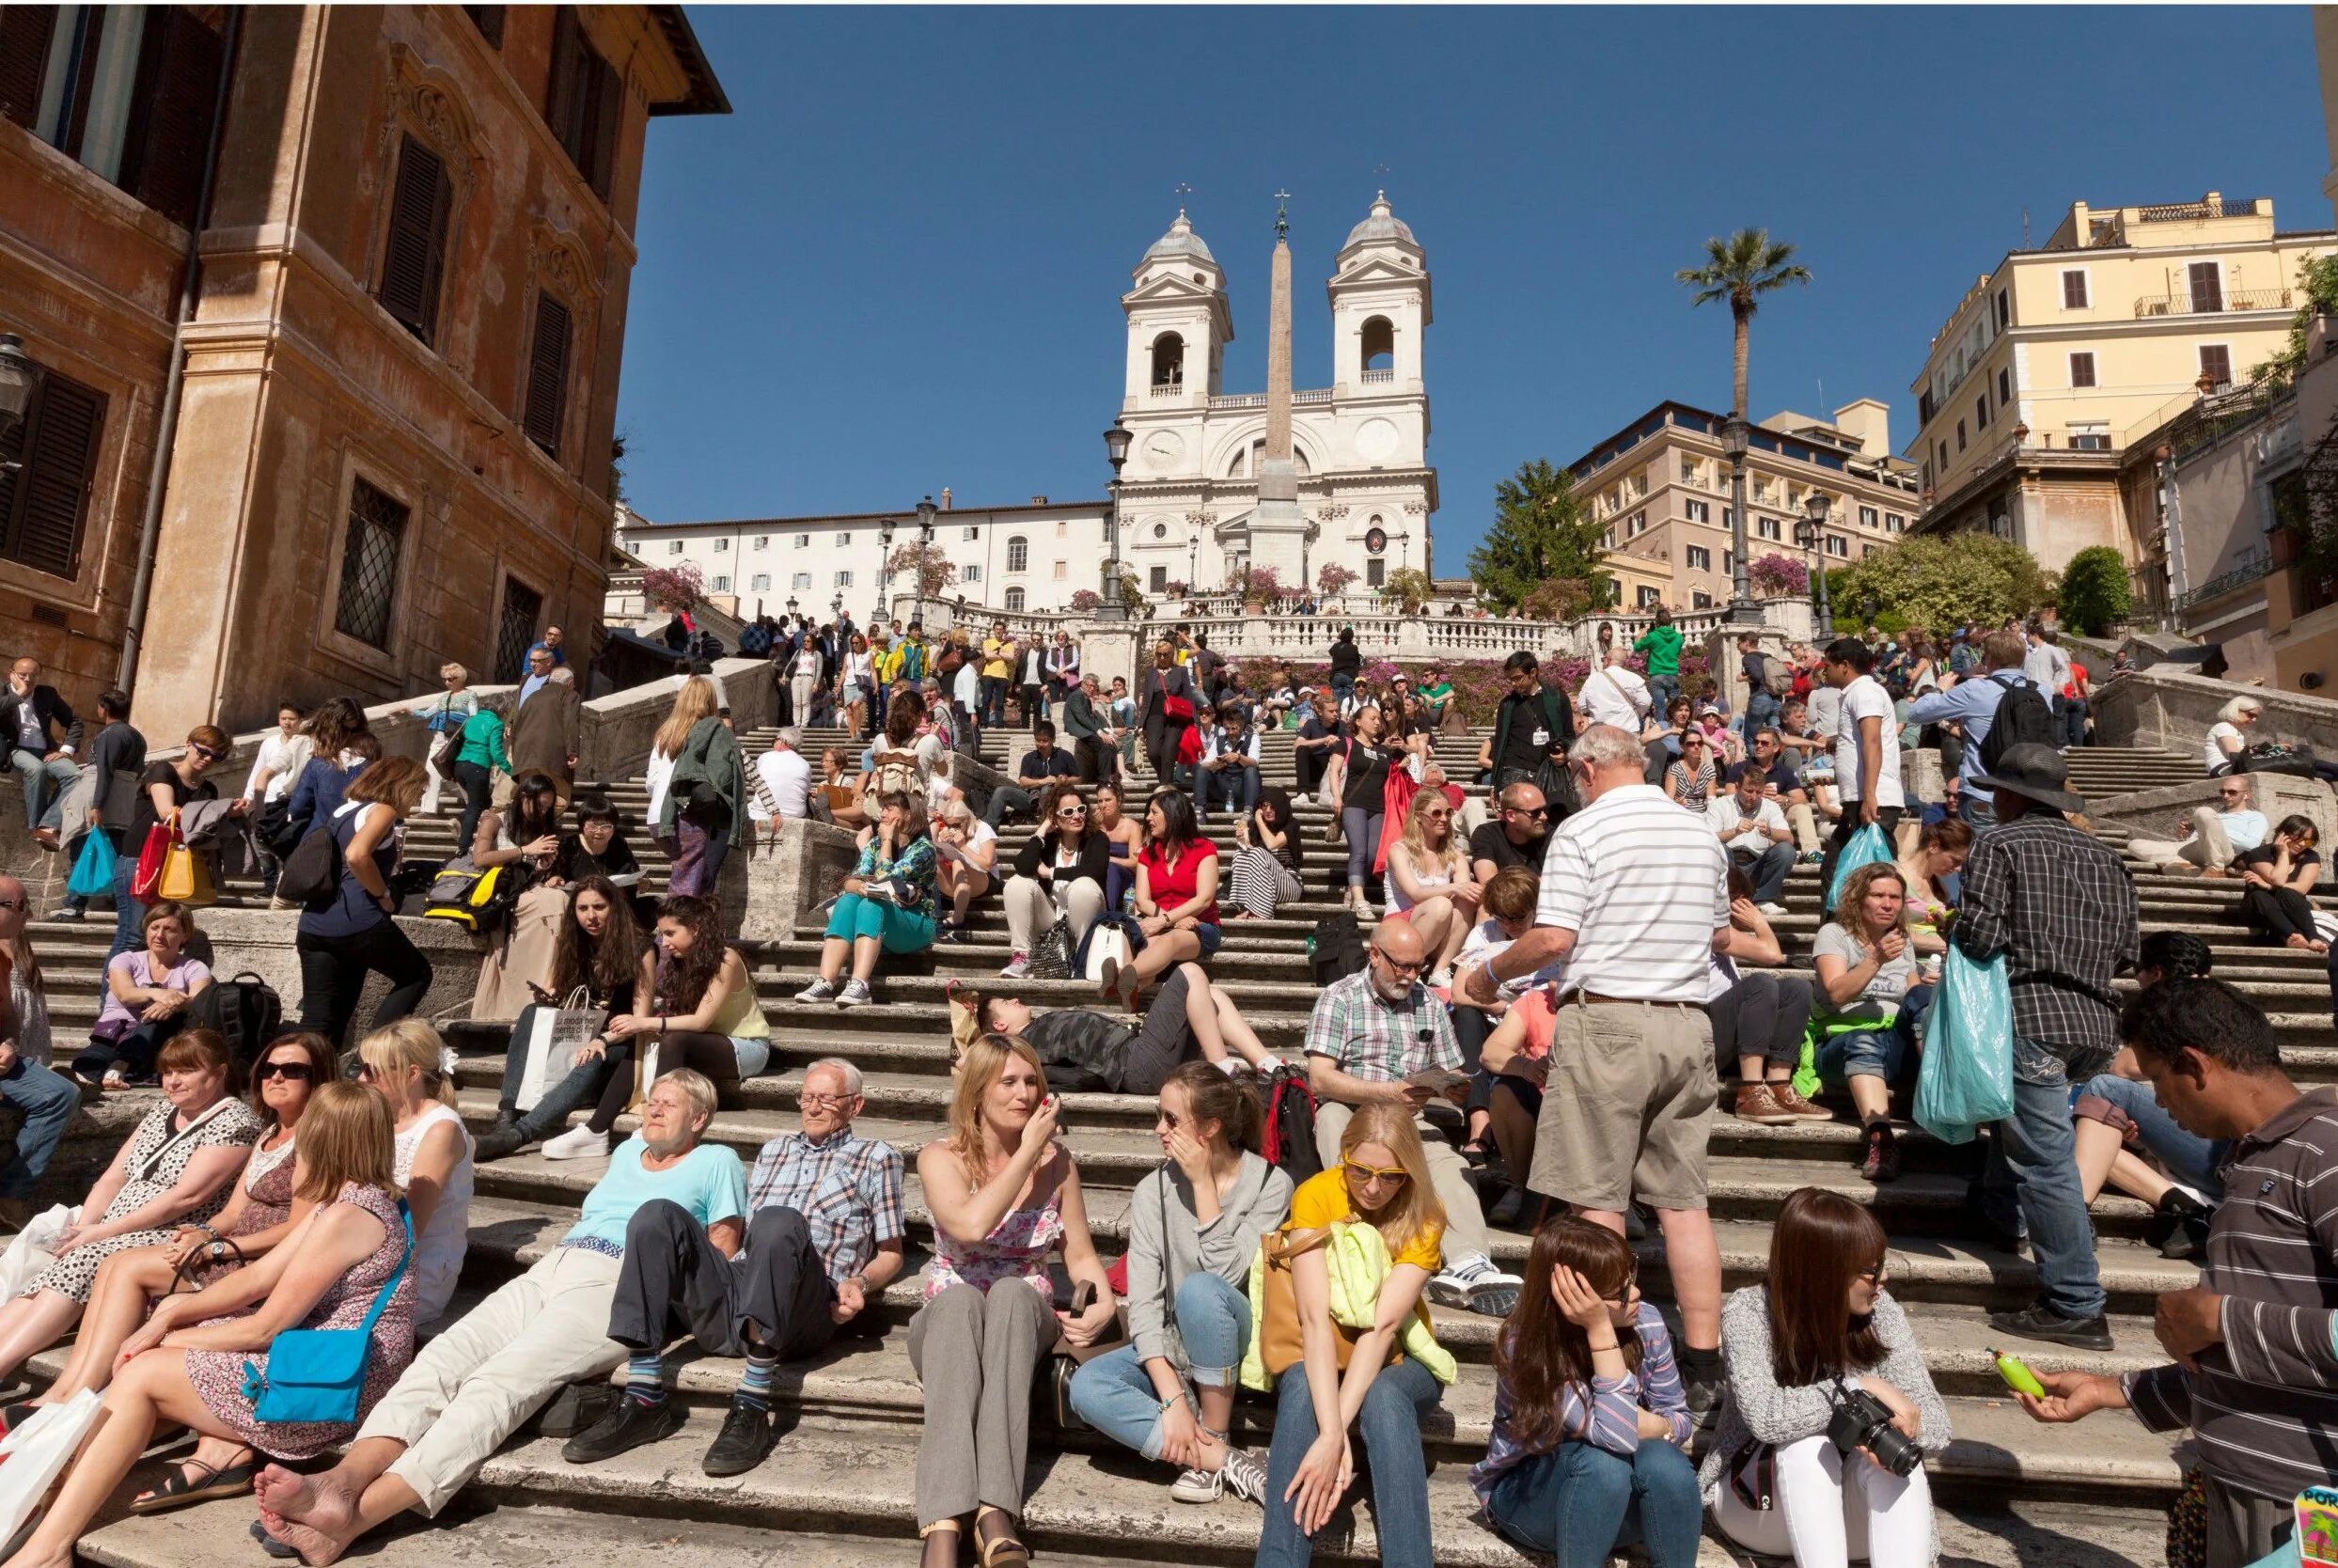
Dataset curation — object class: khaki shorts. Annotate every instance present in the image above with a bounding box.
[1528,997,1717,1212]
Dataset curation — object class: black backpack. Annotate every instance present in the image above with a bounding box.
[275,823,343,908]
[1978,676,2057,773]
[186,972,284,1073]
[1260,1066,1324,1185]
[1308,912,1367,988]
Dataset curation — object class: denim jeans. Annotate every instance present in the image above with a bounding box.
[1483,1438,1703,1568]
[1066,1272,1249,1461]
[1330,673,1355,712]
[1982,1039,2107,1320]
[108,855,145,960]
[980,676,1009,729]
[73,1015,191,1084]
[0,1058,81,1200]
[1200,763,1259,819]
[1957,791,1997,829]
[1730,842,1796,905]
[2074,1074,2227,1199]
[1745,690,1781,738]
[1645,677,1680,724]
[8,748,77,832]
[1258,1356,1439,1568]
[497,1003,620,1142]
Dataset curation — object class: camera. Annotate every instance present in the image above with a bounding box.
[1825,1387,1922,1477]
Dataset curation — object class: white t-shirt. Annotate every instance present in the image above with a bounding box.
[1832,675,1905,808]
[243,731,314,804]
[395,1103,473,1327]
[755,747,810,820]
[1456,917,1537,999]
[1805,684,1844,740]
[1579,666,1651,731]
[2205,721,2244,774]
[1704,793,1789,855]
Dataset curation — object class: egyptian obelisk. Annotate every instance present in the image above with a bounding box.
[1248,195,1308,585]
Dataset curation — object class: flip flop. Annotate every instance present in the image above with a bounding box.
[128,1453,257,1514]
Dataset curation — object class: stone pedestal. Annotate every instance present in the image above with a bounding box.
[737,818,862,948]
[1072,623,1143,698]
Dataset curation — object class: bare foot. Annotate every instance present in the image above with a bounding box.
[256,1465,355,1535]
[2289,933,2314,950]
[257,1506,353,1568]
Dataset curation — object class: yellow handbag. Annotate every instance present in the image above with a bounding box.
[155,838,215,905]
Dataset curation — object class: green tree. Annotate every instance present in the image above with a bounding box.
[1378,567,1435,615]
[1470,459,1610,610]
[1830,533,2051,631]
[2252,252,2338,389]
[2057,545,2133,635]
[1677,228,1812,422]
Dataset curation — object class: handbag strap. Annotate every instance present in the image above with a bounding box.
[349,1200,416,1342]
[132,1098,235,1184]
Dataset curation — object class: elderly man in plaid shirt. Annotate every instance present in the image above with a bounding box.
[1955,745,2140,1354]
[565,1058,905,1477]
[1304,918,1524,1317]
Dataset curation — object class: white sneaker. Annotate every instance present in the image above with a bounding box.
[1757,902,1789,916]
[999,954,1030,980]
[838,979,873,1008]
[1425,967,1454,989]
[794,978,839,1003]
[1169,1466,1222,1504]
[542,1125,609,1162]
[1427,1253,1524,1317]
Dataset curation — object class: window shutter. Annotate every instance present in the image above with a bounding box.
[463,6,506,47]
[379,135,452,343]
[121,8,227,230]
[524,292,573,458]
[546,7,581,133]
[0,375,106,581]
[0,8,56,127]
[2062,271,2088,309]
[587,54,621,198]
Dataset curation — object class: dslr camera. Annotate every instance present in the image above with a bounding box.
[1825,1387,1922,1477]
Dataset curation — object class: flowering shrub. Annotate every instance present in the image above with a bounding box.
[1068,588,1102,612]
[1316,562,1358,597]
[1750,554,1809,597]
[639,564,705,613]
[1227,651,1714,724]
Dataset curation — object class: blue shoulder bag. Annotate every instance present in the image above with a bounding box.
[242,1200,412,1424]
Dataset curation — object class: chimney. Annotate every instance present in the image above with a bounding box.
[1030,494,1047,505]
[940,487,952,510]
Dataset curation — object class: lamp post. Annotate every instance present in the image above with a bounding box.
[1721,416,1762,625]
[0,335,44,469]
[915,494,937,631]
[1187,530,1200,601]
[877,518,895,624]
[1797,492,1833,637]
[1098,423,1132,620]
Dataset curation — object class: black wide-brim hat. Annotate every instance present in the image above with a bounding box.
[1970,742,2087,814]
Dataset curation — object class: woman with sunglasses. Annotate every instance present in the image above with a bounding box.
[1472,1218,1697,1568]
[9,1033,337,1452]
[1068,1062,1289,1504]
[109,724,233,960]
[998,782,1107,980]
[1703,1187,1946,1568]
[1383,789,1481,990]
[355,1020,473,1329]
[1253,1103,1453,1568]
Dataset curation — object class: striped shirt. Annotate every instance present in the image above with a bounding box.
[1472,1300,1690,1504]
[1533,784,1730,1002]
[2124,1088,2338,1504]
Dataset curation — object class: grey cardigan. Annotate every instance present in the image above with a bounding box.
[1699,1284,1951,1507]
[1125,1150,1294,1369]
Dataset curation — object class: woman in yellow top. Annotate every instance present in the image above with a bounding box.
[1257,1103,1447,1568]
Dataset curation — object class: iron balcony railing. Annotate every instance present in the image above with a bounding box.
[2176,547,2271,611]
[2134,288,2292,318]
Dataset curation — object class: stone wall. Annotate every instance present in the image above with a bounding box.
[2081,773,2337,853]
[2091,667,2338,756]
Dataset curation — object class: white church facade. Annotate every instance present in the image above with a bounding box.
[617,196,1438,620]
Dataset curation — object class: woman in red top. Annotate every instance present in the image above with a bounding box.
[1104,790,1221,1010]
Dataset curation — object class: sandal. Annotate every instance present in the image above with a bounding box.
[128,1452,257,1514]
[971,1507,1031,1568]
[918,1518,964,1568]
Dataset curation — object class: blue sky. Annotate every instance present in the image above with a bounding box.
[616,5,2331,571]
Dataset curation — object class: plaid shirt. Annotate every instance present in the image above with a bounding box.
[1301,968,1459,1082]
[745,1127,906,1288]
[1952,811,2138,1074]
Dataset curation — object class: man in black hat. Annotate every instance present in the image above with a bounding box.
[1955,743,2139,1353]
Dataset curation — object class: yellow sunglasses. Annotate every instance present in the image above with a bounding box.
[1343,1160,1411,1184]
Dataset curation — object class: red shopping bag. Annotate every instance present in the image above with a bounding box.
[129,822,173,902]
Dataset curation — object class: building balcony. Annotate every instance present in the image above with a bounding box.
[2177,544,2272,613]
[1359,368,1393,384]
[2134,289,2292,318]
[1208,388,1335,410]
[1147,383,1185,398]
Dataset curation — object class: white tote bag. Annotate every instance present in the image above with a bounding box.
[0,1388,103,1553]
[1082,924,1129,986]
[0,1206,77,1304]
[512,991,606,1113]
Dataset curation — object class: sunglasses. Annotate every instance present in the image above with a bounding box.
[191,744,224,760]
[1505,806,1547,820]
[1343,1160,1410,1184]
[1057,807,1087,819]
[799,1091,855,1110]
[259,1060,315,1083]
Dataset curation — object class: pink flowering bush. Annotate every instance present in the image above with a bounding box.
[1750,554,1810,597]
[1226,651,1715,725]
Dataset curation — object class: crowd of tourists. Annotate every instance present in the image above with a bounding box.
[0,610,2327,1568]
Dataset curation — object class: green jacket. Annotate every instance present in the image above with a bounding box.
[659,716,748,837]
[1634,623,1684,677]
[453,709,511,774]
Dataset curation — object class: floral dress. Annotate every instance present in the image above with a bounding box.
[179,1132,298,1291]
[32,1099,263,1302]
[184,1182,416,1460]
[856,834,939,924]
[923,1168,1064,1302]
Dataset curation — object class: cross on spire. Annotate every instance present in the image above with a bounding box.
[1173,180,1191,216]
[1274,188,1290,240]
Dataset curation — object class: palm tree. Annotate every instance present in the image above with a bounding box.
[1676,229,1812,420]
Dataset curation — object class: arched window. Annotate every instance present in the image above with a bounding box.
[1151,333,1185,389]
[1006,536,1028,572]
[1360,317,1394,377]
[1004,588,1026,611]
[1228,439,1310,478]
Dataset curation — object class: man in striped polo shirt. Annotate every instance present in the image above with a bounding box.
[2018,979,2336,1566]
[1466,724,1734,1424]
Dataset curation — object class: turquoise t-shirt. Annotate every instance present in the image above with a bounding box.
[560,1137,746,1250]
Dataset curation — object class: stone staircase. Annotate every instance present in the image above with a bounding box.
[17,725,2313,1567]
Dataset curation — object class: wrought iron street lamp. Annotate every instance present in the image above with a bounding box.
[1797,492,1833,637]
[877,519,895,623]
[915,494,937,630]
[1721,416,1762,625]
[1098,423,1132,620]
[0,335,44,468]
[1187,530,1200,599]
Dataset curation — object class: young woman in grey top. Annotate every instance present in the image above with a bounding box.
[1066,1062,1292,1505]
[1704,1187,1950,1568]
